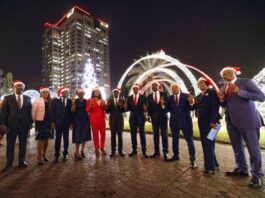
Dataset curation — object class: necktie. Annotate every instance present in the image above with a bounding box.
[175,95,179,106]
[155,92,158,104]
[115,98,117,107]
[225,83,231,97]
[133,95,137,105]
[17,95,22,109]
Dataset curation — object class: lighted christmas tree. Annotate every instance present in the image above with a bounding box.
[82,58,98,98]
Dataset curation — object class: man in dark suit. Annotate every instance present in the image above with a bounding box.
[165,83,197,169]
[217,66,265,188]
[0,80,33,173]
[51,86,72,162]
[147,82,169,160]
[127,83,148,158]
[105,88,126,157]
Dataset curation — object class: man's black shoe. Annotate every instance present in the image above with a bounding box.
[129,151,137,157]
[225,168,248,177]
[1,164,13,173]
[190,161,197,169]
[18,161,29,168]
[248,176,263,188]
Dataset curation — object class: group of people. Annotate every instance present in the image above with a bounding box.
[0,66,264,188]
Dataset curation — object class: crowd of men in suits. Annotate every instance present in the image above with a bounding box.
[0,66,264,188]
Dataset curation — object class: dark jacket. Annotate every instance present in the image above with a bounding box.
[51,97,72,126]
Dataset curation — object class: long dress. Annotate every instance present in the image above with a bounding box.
[72,99,91,144]
[35,102,51,140]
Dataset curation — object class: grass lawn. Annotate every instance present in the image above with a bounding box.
[112,117,265,149]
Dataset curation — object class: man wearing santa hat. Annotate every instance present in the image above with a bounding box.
[51,86,72,162]
[126,83,148,158]
[218,66,265,188]
[0,80,33,173]
[105,88,126,157]
[147,82,169,160]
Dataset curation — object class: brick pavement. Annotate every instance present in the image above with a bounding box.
[0,130,264,198]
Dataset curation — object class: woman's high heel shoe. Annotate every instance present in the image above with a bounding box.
[100,149,107,156]
[81,152,86,158]
[75,153,82,160]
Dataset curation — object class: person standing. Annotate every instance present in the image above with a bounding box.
[127,83,148,158]
[165,83,197,169]
[32,87,52,165]
[51,86,72,162]
[147,82,169,160]
[0,80,33,172]
[194,77,221,174]
[105,88,126,157]
[71,89,91,160]
[86,87,107,158]
[217,66,265,188]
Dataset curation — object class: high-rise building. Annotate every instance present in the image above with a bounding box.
[42,6,110,97]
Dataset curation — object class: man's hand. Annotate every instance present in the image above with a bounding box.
[100,99,106,108]
[216,91,225,101]
[146,116,151,122]
[209,122,217,128]
[229,83,240,94]
[187,94,195,105]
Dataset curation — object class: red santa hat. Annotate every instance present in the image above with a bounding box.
[112,88,121,93]
[132,83,141,89]
[39,86,49,93]
[76,89,85,95]
[197,77,212,86]
[220,66,241,76]
[13,80,25,88]
[57,86,69,97]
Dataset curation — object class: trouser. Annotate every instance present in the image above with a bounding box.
[55,120,70,157]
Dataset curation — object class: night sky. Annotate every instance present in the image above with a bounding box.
[1,0,265,88]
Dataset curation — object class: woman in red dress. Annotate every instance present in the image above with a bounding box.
[86,87,107,158]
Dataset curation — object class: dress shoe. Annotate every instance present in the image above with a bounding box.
[63,155,69,161]
[163,153,169,161]
[43,158,49,162]
[190,161,197,169]
[18,161,29,168]
[204,170,215,175]
[119,152,125,157]
[129,150,137,157]
[142,152,148,158]
[150,153,160,158]
[248,176,263,188]
[1,164,13,173]
[54,157,60,163]
[225,168,248,177]
[165,155,180,162]
[110,151,116,157]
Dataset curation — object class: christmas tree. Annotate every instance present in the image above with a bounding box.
[82,58,98,98]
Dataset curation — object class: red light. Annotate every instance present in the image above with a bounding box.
[44,22,52,29]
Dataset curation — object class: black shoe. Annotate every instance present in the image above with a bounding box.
[38,161,45,166]
[63,155,69,161]
[1,164,13,173]
[190,161,197,169]
[163,153,169,161]
[150,153,160,158]
[204,170,215,175]
[225,168,248,177]
[165,155,180,162]
[119,152,125,157]
[142,152,148,159]
[18,161,29,168]
[54,157,60,163]
[248,176,263,188]
[110,151,115,157]
[129,150,137,157]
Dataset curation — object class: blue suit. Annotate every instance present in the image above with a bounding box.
[147,92,168,154]
[166,93,196,161]
[221,78,265,178]
[195,88,221,171]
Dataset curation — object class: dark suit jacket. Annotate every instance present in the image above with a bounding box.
[0,94,33,130]
[127,94,147,124]
[166,93,193,129]
[220,78,265,128]
[51,97,72,126]
[147,91,168,122]
[195,88,221,123]
[105,97,126,129]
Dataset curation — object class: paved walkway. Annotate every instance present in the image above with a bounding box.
[0,130,264,198]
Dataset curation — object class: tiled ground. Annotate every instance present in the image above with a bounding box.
[0,130,264,198]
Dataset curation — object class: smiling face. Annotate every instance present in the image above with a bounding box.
[77,91,85,99]
[222,70,236,82]
[152,83,158,92]
[133,87,139,94]
[41,90,50,99]
[94,90,100,97]
[171,84,180,95]
[14,84,24,95]
[61,90,69,98]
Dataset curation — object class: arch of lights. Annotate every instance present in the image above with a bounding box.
[117,51,218,96]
